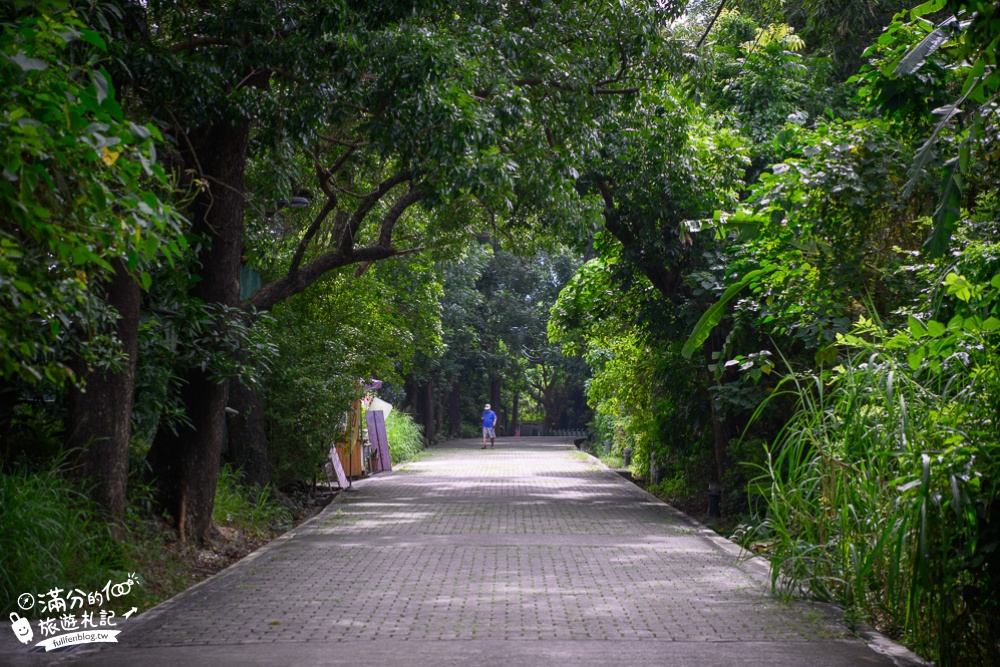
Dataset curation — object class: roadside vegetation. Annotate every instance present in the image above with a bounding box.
[2,0,998,661]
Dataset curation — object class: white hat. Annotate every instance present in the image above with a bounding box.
[484,404,491,409]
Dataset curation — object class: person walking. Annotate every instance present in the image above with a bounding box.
[480,403,497,449]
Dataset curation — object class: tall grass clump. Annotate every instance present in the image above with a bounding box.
[383,411,424,464]
[0,463,129,614]
[212,464,291,537]
[750,293,1000,664]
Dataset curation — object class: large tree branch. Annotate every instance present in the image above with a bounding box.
[697,0,728,49]
[288,197,337,274]
[379,189,423,247]
[338,171,412,252]
[328,145,359,177]
[352,191,424,277]
[595,177,685,299]
[247,181,423,310]
[247,245,403,311]
[594,177,616,210]
[512,77,638,95]
[592,87,639,95]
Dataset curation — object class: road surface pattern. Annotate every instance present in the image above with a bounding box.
[10,438,921,666]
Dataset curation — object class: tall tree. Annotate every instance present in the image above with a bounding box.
[1,2,182,519]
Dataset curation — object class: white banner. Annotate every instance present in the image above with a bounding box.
[368,396,393,419]
[36,630,120,651]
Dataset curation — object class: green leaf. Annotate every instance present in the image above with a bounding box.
[962,58,986,96]
[909,0,946,19]
[144,234,159,259]
[129,122,152,140]
[908,315,928,339]
[981,317,1000,331]
[93,70,109,105]
[814,346,839,365]
[926,320,946,338]
[681,268,772,359]
[79,29,107,51]
[923,163,962,258]
[11,51,47,71]
[907,347,925,371]
[893,17,956,76]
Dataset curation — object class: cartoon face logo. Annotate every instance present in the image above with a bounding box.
[9,613,33,644]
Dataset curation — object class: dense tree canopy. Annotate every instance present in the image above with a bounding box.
[2,0,999,661]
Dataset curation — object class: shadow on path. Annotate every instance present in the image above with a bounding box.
[2,437,924,667]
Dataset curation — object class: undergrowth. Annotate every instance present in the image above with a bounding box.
[384,410,424,464]
[745,304,1000,665]
[0,463,129,615]
[1,460,296,617]
[212,464,292,538]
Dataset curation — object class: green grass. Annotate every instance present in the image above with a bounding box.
[384,411,425,464]
[745,334,1000,664]
[599,454,625,468]
[0,460,297,617]
[0,464,130,616]
[212,465,292,537]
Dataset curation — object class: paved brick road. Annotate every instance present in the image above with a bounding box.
[8,438,923,666]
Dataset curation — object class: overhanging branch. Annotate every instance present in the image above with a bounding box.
[379,189,424,247]
[339,171,412,251]
[503,78,640,96]
[288,197,337,274]
[246,245,402,311]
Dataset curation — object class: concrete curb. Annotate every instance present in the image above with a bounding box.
[585,451,930,667]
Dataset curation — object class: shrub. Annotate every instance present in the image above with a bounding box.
[383,411,424,464]
[750,295,1000,664]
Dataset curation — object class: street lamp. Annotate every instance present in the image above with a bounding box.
[276,196,311,209]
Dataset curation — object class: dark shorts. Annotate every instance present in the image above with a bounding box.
[482,427,496,438]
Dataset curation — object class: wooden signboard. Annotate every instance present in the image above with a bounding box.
[328,446,348,490]
[366,410,392,472]
[335,400,363,477]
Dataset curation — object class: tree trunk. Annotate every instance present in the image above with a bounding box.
[709,397,730,483]
[540,375,569,430]
[422,376,435,445]
[447,380,461,437]
[435,382,444,439]
[403,376,417,414]
[490,376,501,430]
[225,378,271,488]
[542,393,568,431]
[147,120,249,543]
[511,391,519,434]
[67,259,140,521]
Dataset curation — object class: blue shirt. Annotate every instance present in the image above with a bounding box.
[482,410,497,428]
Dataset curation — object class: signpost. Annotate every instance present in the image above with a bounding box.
[366,409,392,472]
[328,446,348,490]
